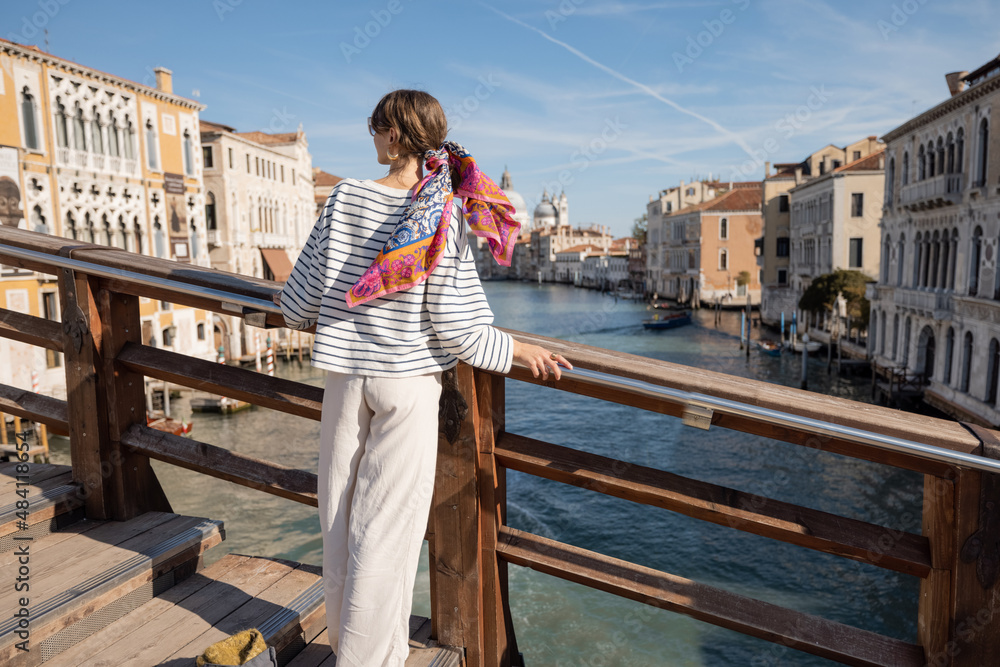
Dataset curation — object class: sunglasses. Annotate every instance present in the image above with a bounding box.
[367,117,378,137]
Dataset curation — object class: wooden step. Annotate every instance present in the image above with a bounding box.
[0,510,224,666]
[286,613,463,667]
[0,462,84,552]
[44,553,325,666]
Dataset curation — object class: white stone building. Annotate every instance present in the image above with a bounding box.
[646,179,723,295]
[870,57,1000,426]
[199,120,315,358]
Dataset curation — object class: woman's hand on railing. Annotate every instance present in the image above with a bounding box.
[512,340,572,381]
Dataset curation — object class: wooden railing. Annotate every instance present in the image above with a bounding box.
[2,226,1000,666]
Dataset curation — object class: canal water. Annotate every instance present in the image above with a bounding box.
[48,282,922,666]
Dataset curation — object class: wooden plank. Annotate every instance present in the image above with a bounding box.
[918,467,1000,666]
[497,526,926,667]
[166,563,320,661]
[429,363,483,664]
[0,382,68,436]
[116,342,323,420]
[474,370,514,667]
[0,308,63,352]
[43,554,252,667]
[496,432,932,577]
[502,330,982,476]
[0,226,291,330]
[109,558,297,665]
[58,270,113,519]
[286,615,461,667]
[121,423,318,506]
[0,512,186,612]
[96,288,171,519]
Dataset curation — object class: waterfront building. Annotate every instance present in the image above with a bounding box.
[581,238,631,290]
[870,57,1000,426]
[313,168,343,218]
[470,170,614,282]
[759,137,884,325]
[0,37,214,397]
[660,183,764,306]
[645,179,722,295]
[199,120,315,358]
[788,148,885,332]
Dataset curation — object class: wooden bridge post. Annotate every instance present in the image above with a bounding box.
[919,453,1000,665]
[58,269,170,520]
[429,364,519,667]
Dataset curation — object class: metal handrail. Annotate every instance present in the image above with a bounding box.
[3,241,997,474]
[0,243,281,317]
[558,366,1000,475]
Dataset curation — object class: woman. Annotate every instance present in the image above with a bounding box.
[277,89,571,666]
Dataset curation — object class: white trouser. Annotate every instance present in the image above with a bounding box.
[319,370,443,667]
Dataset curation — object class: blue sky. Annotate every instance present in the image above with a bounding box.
[3,0,999,237]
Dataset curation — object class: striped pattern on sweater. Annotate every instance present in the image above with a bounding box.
[279,177,513,377]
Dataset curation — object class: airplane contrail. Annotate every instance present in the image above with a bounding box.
[478,2,756,158]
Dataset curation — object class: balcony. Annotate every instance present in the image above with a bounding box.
[206,229,219,246]
[895,286,954,318]
[953,294,1000,324]
[898,173,964,210]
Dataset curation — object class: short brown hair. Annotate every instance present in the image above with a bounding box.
[370,89,450,162]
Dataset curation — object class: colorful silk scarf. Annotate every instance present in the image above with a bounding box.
[346,141,520,307]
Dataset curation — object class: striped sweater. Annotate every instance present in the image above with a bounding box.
[279,178,513,377]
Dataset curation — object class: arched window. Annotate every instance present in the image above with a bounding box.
[970,226,982,296]
[108,118,120,157]
[886,157,895,206]
[944,327,955,385]
[145,119,158,170]
[115,215,126,249]
[719,248,728,270]
[132,217,143,254]
[927,142,936,178]
[902,151,909,185]
[719,217,728,240]
[902,316,912,366]
[956,128,965,174]
[153,217,165,257]
[892,313,900,360]
[30,205,47,234]
[190,219,200,261]
[205,192,217,230]
[977,118,989,187]
[162,327,174,347]
[64,211,76,240]
[946,132,955,173]
[123,118,135,160]
[91,108,103,154]
[54,99,68,149]
[99,214,111,245]
[183,130,194,176]
[897,234,905,286]
[936,137,945,175]
[930,230,940,289]
[879,309,887,355]
[197,322,206,341]
[989,339,1000,405]
[21,87,39,150]
[961,331,974,393]
[940,236,950,291]
[918,145,926,180]
[882,235,891,282]
[73,107,87,151]
[913,232,923,287]
[83,212,94,244]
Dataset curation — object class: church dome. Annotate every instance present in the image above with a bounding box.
[499,166,531,227]
[534,200,557,219]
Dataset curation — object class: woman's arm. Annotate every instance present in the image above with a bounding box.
[276,191,337,329]
[426,206,571,379]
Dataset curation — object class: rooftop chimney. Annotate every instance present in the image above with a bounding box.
[154,67,173,94]
[945,71,968,97]
[794,166,803,184]
[764,161,771,177]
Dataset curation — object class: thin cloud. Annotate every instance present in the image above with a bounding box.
[477,1,757,158]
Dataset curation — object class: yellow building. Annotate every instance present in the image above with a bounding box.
[0,38,215,397]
